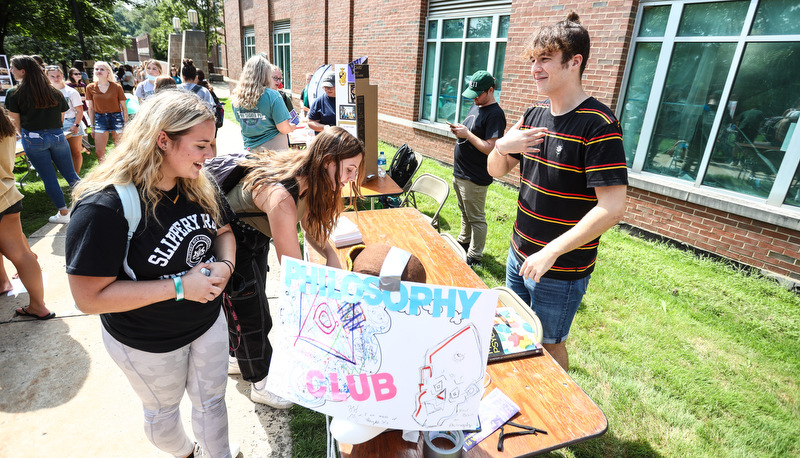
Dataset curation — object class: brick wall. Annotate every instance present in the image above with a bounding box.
[223,0,243,80]
[625,188,800,281]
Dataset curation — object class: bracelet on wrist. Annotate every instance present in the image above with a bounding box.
[220,259,235,275]
[173,277,184,301]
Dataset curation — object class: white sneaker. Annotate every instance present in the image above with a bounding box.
[230,442,241,458]
[49,212,70,224]
[250,377,293,409]
[190,442,204,457]
[228,356,241,375]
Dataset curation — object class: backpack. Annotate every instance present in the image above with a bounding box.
[191,84,224,128]
[388,144,418,191]
[204,151,250,194]
[113,183,142,281]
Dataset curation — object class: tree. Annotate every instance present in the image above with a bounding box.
[144,0,224,63]
[0,0,128,61]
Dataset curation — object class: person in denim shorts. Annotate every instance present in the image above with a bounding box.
[86,61,128,162]
[6,56,81,224]
[487,13,628,370]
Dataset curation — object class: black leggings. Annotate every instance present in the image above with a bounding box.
[228,222,273,383]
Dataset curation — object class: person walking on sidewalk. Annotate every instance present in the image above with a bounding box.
[65,90,238,458]
[487,12,628,371]
[0,106,51,319]
[449,70,506,267]
[5,55,80,224]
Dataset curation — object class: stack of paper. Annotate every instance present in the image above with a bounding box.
[330,215,363,248]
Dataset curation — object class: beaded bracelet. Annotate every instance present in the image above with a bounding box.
[173,277,184,301]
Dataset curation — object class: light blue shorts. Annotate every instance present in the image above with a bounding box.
[62,117,85,137]
[505,246,590,344]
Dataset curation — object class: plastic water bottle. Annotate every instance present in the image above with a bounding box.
[378,151,387,178]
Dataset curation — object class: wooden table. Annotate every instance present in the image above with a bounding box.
[342,175,403,210]
[308,208,608,457]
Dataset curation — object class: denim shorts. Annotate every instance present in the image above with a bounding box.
[93,112,124,133]
[505,246,590,344]
[62,117,86,137]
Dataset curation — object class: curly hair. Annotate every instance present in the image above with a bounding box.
[240,126,365,245]
[72,90,222,226]
[231,54,273,110]
[522,11,591,76]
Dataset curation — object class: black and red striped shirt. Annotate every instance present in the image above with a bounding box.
[509,97,628,280]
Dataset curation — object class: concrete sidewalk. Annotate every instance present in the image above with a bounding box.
[0,84,296,457]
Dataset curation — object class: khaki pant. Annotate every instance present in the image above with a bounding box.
[453,176,489,260]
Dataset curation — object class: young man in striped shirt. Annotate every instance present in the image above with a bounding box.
[487,12,628,370]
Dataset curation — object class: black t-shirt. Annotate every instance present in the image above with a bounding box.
[453,102,506,186]
[66,185,233,352]
[5,86,69,131]
[510,98,628,280]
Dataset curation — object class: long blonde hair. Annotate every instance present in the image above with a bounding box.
[241,127,365,245]
[231,54,273,109]
[72,90,222,225]
[93,61,117,83]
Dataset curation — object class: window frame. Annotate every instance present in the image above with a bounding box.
[272,21,291,90]
[243,26,256,63]
[618,0,800,211]
[419,12,509,125]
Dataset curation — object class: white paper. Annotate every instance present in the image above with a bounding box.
[268,257,498,431]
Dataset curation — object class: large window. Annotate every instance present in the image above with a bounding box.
[420,9,509,124]
[272,21,291,90]
[621,0,800,209]
[243,26,255,63]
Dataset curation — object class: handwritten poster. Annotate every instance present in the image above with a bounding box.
[267,257,498,430]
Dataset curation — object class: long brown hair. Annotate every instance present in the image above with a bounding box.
[0,108,16,139]
[10,55,61,110]
[241,127,365,245]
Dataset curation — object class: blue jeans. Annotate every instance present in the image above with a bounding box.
[21,128,81,210]
[505,246,590,344]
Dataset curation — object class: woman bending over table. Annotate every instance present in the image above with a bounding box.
[65,90,237,458]
[86,61,128,162]
[214,126,363,408]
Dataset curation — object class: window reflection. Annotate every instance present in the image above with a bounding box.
[643,42,735,181]
[703,42,800,200]
[620,42,661,166]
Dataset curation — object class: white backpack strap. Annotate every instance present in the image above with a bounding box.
[113,183,142,281]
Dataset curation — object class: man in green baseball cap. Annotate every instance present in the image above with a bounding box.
[448,70,506,267]
[461,70,496,99]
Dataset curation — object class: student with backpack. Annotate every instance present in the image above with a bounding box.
[65,90,238,458]
[205,127,364,408]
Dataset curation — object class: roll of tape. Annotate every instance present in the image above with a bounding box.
[422,430,464,458]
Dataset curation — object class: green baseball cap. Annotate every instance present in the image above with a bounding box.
[462,71,495,98]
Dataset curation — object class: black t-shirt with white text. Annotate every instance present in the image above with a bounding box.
[66,185,233,353]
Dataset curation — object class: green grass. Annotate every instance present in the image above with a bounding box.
[290,142,800,457]
[17,121,798,457]
[15,143,101,235]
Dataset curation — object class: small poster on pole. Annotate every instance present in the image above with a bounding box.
[0,55,14,103]
[267,257,498,431]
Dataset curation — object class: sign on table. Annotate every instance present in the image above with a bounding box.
[268,257,498,430]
